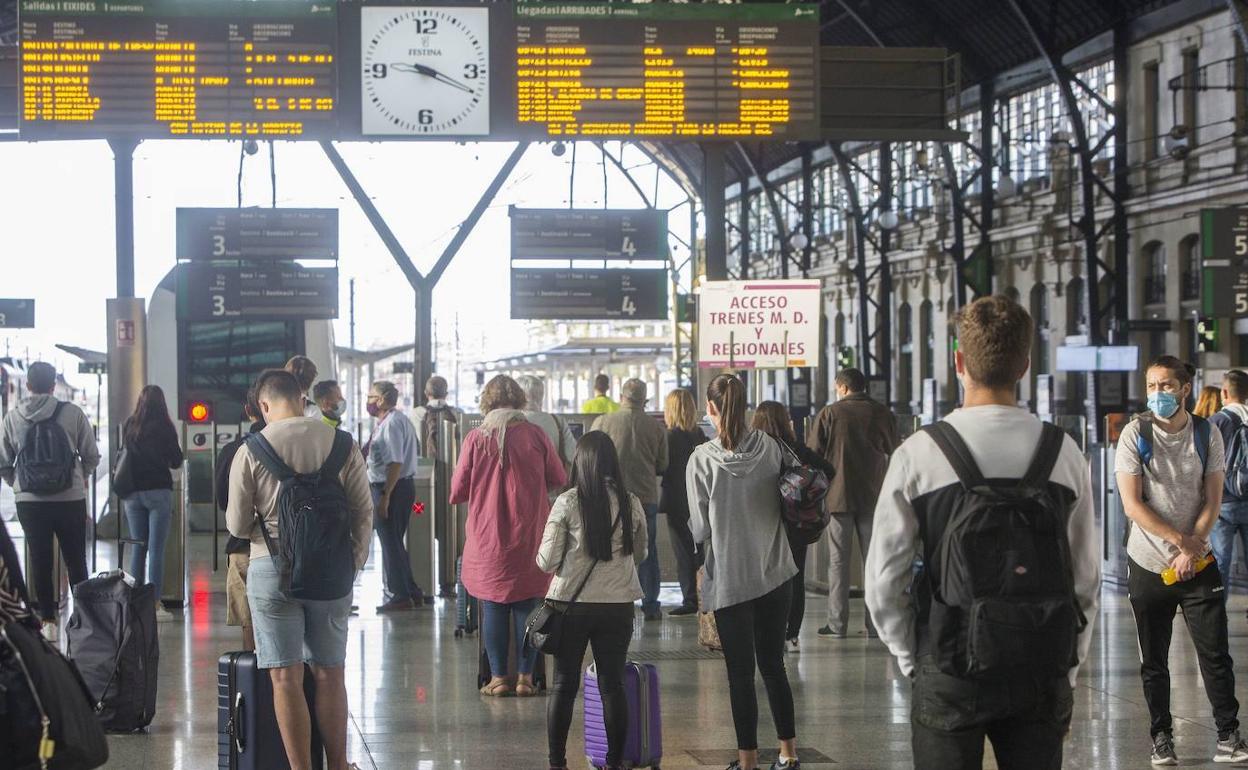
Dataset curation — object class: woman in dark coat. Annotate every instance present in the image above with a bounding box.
[659,388,709,616]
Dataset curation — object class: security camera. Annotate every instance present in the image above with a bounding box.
[551,142,567,157]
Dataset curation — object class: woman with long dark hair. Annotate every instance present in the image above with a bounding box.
[688,376,800,770]
[538,431,646,770]
[752,401,834,653]
[120,385,184,620]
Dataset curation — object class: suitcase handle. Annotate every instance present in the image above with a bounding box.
[230,692,246,753]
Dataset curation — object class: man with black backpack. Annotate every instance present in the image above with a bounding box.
[865,296,1100,770]
[1116,355,1248,765]
[226,369,373,770]
[0,362,99,643]
[1211,369,1248,599]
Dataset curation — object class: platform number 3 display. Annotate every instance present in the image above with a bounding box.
[361,6,491,136]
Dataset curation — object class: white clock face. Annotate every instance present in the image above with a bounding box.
[361,6,490,136]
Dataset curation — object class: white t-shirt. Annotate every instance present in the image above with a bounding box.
[1114,415,1224,574]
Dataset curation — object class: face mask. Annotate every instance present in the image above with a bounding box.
[1147,391,1180,419]
[324,401,345,419]
[366,402,380,418]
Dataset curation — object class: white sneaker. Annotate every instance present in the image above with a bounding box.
[1215,730,1248,763]
[155,606,177,622]
[786,637,800,653]
[40,621,58,644]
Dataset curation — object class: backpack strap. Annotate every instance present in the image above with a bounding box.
[1192,414,1211,475]
[244,433,294,482]
[319,430,354,481]
[922,422,987,490]
[47,401,66,423]
[1021,422,1067,488]
[1136,415,1154,468]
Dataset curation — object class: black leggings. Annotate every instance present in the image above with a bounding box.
[786,539,808,640]
[714,581,796,751]
[547,602,634,767]
[16,500,88,621]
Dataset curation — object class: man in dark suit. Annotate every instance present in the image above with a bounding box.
[807,367,899,638]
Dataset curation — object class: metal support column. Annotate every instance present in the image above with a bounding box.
[978,83,996,297]
[703,144,728,281]
[738,186,751,280]
[109,138,138,298]
[878,142,894,408]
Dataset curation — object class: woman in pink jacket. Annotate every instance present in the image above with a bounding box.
[451,374,567,697]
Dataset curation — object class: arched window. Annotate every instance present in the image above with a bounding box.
[1030,285,1051,387]
[920,300,935,381]
[1066,277,1084,334]
[1181,235,1201,301]
[1144,241,1167,305]
[897,302,913,407]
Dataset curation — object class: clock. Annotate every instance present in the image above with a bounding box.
[361,6,491,136]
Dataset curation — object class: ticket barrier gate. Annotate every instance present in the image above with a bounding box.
[407,457,437,602]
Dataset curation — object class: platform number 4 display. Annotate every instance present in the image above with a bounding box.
[621,295,637,316]
[621,236,637,258]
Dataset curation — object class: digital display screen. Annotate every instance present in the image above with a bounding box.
[511,2,819,139]
[18,0,337,138]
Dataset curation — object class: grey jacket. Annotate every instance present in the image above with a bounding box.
[0,395,100,503]
[686,429,796,612]
[538,487,647,603]
[592,406,669,505]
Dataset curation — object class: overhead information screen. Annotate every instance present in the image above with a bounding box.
[511,2,819,139]
[18,0,337,139]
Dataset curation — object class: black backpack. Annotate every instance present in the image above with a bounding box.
[246,431,356,601]
[16,402,77,495]
[1221,411,1248,499]
[921,421,1086,679]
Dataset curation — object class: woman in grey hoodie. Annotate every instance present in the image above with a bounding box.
[687,374,800,770]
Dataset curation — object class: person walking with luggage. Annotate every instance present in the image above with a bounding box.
[806,367,897,639]
[1210,369,1248,597]
[313,380,346,430]
[117,385,184,621]
[1116,355,1248,765]
[688,374,799,770]
[0,361,99,642]
[866,296,1100,770]
[752,401,834,652]
[660,388,707,617]
[593,379,668,621]
[538,431,648,770]
[227,369,373,770]
[216,389,266,651]
[582,374,620,415]
[451,375,567,697]
[364,380,425,613]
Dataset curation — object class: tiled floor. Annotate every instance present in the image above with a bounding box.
[14,530,1248,769]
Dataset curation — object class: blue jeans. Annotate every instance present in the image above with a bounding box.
[639,503,660,613]
[1212,500,1248,594]
[122,488,173,602]
[482,598,540,677]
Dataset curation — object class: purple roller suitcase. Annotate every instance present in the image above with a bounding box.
[584,661,662,768]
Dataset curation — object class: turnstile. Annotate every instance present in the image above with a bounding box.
[408,457,437,600]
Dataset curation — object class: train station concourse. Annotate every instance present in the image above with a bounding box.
[8,0,1248,768]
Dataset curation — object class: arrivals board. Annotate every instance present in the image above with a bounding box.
[511,2,820,139]
[18,0,337,139]
[178,264,338,321]
[1202,207,1248,316]
[176,208,338,261]
[511,267,667,320]
[510,207,668,260]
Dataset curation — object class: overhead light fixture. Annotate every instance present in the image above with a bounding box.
[878,209,899,231]
[1165,125,1191,160]
[997,173,1018,198]
[789,232,810,251]
[551,141,567,157]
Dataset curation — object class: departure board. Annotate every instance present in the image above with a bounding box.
[18,0,337,139]
[511,2,819,139]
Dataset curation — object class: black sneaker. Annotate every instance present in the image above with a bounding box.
[770,759,801,770]
[643,609,663,622]
[1151,731,1178,765]
[725,762,757,770]
[669,604,698,616]
[816,625,846,639]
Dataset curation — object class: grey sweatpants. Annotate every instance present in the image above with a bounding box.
[826,511,876,636]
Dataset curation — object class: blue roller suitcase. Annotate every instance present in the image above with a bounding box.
[217,651,324,770]
[584,661,662,768]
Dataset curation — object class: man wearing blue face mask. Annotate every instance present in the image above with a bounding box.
[1116,355,1245,766]
[313,380,347,430]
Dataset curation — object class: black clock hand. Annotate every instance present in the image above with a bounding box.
[391,62,474,94]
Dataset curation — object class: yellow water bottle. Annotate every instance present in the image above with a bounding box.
[1161,555,1214,585]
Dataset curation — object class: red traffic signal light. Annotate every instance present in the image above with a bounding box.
[187,401,212,423]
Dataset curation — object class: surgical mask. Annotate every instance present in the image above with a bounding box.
[324,401,345,419]
[1147,391,1180,419]
[366,402,381,418]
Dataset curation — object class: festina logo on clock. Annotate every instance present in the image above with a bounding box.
[361,6,490,136]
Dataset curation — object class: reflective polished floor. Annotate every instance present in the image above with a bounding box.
[12,528,1248,769]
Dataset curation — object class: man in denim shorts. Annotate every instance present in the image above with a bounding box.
[227,369,373,770]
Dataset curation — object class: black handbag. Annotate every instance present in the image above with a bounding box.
[524,558,598,655]
[112,445,136,499]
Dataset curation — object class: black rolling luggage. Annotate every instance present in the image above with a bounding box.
[475,599,547,691]
[65,571,158,732]
[217,651,324,770]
